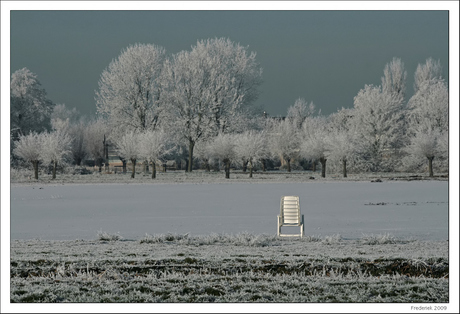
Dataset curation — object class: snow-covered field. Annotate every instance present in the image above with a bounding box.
[10,171,449,241]
[5,170,456,308]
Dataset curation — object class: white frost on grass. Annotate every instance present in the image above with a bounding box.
[96,230,123,242]
[9,236,449,303]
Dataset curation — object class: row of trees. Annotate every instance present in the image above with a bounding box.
[11,37,449,180]
[96,39,264,172]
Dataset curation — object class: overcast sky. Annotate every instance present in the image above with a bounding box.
[8,6,450,118]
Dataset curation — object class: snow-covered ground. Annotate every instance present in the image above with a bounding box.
[6,171,457,308]
[10,171,449,241]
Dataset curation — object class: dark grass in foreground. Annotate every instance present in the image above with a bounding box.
[10,233,448,303]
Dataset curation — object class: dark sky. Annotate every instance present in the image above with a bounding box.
[10,9,449,117]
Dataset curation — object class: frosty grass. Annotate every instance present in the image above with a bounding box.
[9,169,449,303]
[10,234,448,303]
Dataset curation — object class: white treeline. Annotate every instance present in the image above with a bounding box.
[11,48,449,180]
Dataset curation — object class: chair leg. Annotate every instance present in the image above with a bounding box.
[301,215,305,238]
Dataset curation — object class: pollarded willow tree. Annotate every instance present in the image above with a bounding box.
[162,38,263,172]
[114,131,142,179]
[300,116,331,178]
[96,43,166,133]
[10,68,54,138]
[404,129,442,177]
[269,118,300,172]
[13,132,44,180]
[40,130,72,179]
[209,133,237,179]
[139,129,173,179]
[403,59,448,175]
[234,130,269,178]
[193,140,214,172]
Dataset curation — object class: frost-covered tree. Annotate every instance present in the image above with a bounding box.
[40,130,72,179]
[300,117,331,178]
[13,132,44,179]
[286,98,316,129]
[413,58,443,94]
[114,131,142,178]
[50,104,80,133]
[139,129,173,179]
[50,104,87,165]
[193,38,263,133]
[10,68,54,138]
[67,119,87,166]
[162,38,263,172]
[234,130,269,178]
[351,84,405,172]
[209,133,237,179]
[404,60,448,173]
[96,43,166,133]
[84,119,109,172]
[162,49,218,172]
[269,119,299,172]
[437,131,449,169]
[328,107,355,132]
[406,80,448,135]
[194,140,214,172]
[404,129,443,177]
[381,57,407,101]
[326,130,359,177]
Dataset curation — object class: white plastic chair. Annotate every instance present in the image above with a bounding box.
[277,196,304,237]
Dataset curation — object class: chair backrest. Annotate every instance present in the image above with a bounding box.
[280,196,300,224]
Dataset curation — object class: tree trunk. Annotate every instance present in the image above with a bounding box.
[249,160,253,178]
[131,158,136,178]
[188,140,195,173]
[286,158,291,172]
[76,157,82,166]
[261,159,266,172]
[342,159,347,178]
[52,160,57,179]
[104,134,109,172]
[122,160,127,173]
[98,158,102,173]
[151,161,156,179]
[242,160,248,172]
[224,159,230,179]
[320,157,327,178]
[32,160,39,180]
[312,160,316,172]
[202,159,210,172]
[428,156,434,177]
